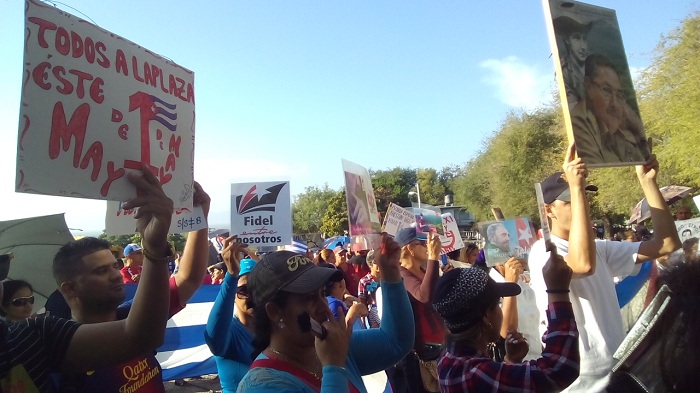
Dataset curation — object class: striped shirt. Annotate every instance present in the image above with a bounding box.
[438,302,579,393]
[1,316,80,392]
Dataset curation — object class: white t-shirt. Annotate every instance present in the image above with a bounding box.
[528,236,640,393]
[488,269,542,360]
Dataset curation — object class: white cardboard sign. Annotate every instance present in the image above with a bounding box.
[440,213,465,254]
[381,203,416,237]
[105,201,207,235]
[230,181,291,247]
[16,0,195,208]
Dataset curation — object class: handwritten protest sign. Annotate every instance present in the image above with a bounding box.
[694,195,700,212]
[479,217,536,266]
[105,201,206,235]
[16,0,195,208]
[230,181,291,247]
[342,159,381,249]
[382,203,415,237]
[413,208,444,235]
[440,213,464,254]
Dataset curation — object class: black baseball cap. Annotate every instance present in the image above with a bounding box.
[540,172,598,204]
[248,251,343,306]
[433,268,520,334]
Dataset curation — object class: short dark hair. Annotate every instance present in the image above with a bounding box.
[1,279,33,308]
[584,53,618,79]
[53,237,111,284]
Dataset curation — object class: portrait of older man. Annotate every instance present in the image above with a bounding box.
[571,54,650,165]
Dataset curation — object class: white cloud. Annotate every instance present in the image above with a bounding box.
[479,56,554,111]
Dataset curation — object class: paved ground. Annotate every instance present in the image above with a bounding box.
[163,375,221,393]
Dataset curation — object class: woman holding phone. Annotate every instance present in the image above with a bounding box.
[237,234,414,393]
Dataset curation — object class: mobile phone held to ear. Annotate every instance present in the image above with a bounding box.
[298,312,328,340]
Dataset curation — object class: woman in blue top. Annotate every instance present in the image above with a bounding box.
[237,233,415,393]
[204,237,259,393]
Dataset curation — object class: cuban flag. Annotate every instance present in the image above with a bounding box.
[124,284,219,380]
[124,285,391,391]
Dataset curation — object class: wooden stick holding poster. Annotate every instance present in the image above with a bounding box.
[342,159,381,250]
[535,183,552,243]
[17,0,195,207]
[542,0,649,167]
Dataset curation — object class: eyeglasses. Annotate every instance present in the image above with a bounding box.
[590,80,625,102]
[236,285,249,299]
[10,296,35,307]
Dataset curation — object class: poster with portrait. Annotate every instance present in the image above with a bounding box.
[105,201,207,235]
[230,181,291,247]
[16,0,195,207]
[413,208,445,236]
[342,159,381,249]
[478,217,537,267]
[543,0,649,167]
[675,218,700,255]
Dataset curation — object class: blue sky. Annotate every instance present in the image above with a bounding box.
[1,0,697,233]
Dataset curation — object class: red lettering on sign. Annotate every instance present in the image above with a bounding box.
[168,134,181,157]
[116,49,128,76]
[90,77,105,104]
[68,69,93,100]
[132,56,144,82]
[187,83,195,104]
[70,30,83,58]
[55,27,70,55]
[49,102,90,167]
[112,109,123,122]
[118,124,128,140]
[32,62,51,90]
[53,66,72,95]
[128,92,156,167]
[102,161,126,197]
[80,141,103,181]
[28,17,56,48]
[96,41,110,68]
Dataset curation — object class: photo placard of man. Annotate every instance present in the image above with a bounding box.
[571,54,650,165]
[554,16,592,109]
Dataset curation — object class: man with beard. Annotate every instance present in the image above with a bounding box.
[51,181,211,393]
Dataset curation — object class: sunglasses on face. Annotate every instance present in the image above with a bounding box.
[10,296,35,307]
[236,285,249,299]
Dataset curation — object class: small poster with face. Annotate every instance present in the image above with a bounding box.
[413,208,445,236]
[479,217,537,267]
[342,159,381,250]
[543,0,649,167]
[675,218,700,255]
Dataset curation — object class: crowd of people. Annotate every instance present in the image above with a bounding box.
[2,147,700,393]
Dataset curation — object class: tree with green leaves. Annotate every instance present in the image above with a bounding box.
[637,13,700,190]
[292,184,338,234]
[320,190,349,237]
[370,167,417,212]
